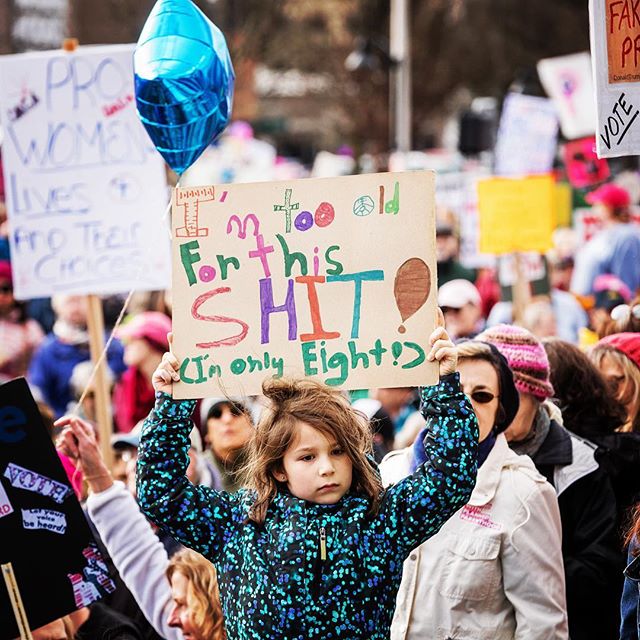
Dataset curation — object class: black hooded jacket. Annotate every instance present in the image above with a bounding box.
[530,419,622,640]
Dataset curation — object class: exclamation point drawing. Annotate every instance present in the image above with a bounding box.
[394,258,432,334]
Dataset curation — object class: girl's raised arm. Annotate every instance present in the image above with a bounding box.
[136,338,241,562]
[378,315,479,559]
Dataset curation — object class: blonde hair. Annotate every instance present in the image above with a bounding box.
[590,345,640,432]
[166,549,226,640]
[242,377,383,524]
[456,340,495,361]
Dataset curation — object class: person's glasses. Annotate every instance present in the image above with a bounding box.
[470,390,498,404]
[0,284,13,294]
[208,403,246,419]
[611,304,640,322]
[441,306,462,315]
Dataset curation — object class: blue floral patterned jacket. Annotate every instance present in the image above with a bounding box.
[137,373,478,640]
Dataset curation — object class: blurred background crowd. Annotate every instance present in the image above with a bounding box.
[3,1,640,639]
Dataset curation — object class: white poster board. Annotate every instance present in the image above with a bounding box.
[574,205,640,243]
[435,170,495,269]
[0,45,170,299]
[537,52,597,139]
[494,93,559,176]
[171,172,438,399]
[589,0,640,157]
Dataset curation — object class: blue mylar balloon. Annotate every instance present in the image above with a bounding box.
[134,0,235,174]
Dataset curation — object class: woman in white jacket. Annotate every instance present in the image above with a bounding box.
[380,341,568,640]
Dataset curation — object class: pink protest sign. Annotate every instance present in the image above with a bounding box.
[564,137,611,188]
[171,172,438,399]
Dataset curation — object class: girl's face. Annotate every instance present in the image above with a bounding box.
[167,571,200,640]
[458,359,500,442]
[277,421,353,504]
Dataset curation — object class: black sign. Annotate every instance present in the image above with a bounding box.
[0,378,114,638]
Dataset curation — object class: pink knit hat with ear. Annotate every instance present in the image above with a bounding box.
[477,324,555,401]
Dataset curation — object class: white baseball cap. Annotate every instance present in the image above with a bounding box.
[438,279,481,309]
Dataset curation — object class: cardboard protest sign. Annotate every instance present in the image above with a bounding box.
[494,93,559,176]
[171,172,438,399]
[435,169,495,269]
[574,205,640,242]
[0,45,171,300]
[477,175,555,254]
[498,253,551,302]
[0,379,114,638]
[537,52,597,139]
[564,137,611,188]
[589,0,640,156]
[554,182,573,228]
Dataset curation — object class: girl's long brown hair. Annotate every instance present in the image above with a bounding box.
[241,377,383,524]
[166,549,226,640]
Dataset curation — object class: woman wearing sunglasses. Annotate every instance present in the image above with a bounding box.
[380,340,568,639]
[202,398,255,492]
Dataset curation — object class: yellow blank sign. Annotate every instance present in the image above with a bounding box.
[478,175,555,254]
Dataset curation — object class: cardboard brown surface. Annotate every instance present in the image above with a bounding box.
[171,171,438,399]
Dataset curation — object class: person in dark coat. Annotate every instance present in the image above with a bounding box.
[621,534,640,639]
[28,295,125,417]
[544,338,640,528]
[479,325,622,640]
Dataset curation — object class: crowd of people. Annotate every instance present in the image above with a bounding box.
[3,179,639,639]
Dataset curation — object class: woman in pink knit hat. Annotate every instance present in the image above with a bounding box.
[478,324,621,640]
[112,311,172,432]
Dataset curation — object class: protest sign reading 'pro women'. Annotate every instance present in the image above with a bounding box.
[0,45,171,300]
[590,0,640,156]
[171,171,438,399]
[0,379,114,638]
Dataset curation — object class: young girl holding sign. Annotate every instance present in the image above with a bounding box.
[136,317,478,639]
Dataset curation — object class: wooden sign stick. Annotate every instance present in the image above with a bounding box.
[2,563,33,640]
[512,252,531,326]
[86,294,114,469]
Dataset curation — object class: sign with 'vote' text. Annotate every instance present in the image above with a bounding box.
[0,379,114,639]
[590,0,640,156]
[171,172,438,399]
[0,45,170,299]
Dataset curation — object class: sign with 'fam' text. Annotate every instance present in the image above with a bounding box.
[590,0,640,156]
[171,172,438,399]
[0,45,171,300]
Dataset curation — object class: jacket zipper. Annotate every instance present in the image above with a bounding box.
[320,526,327,561]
